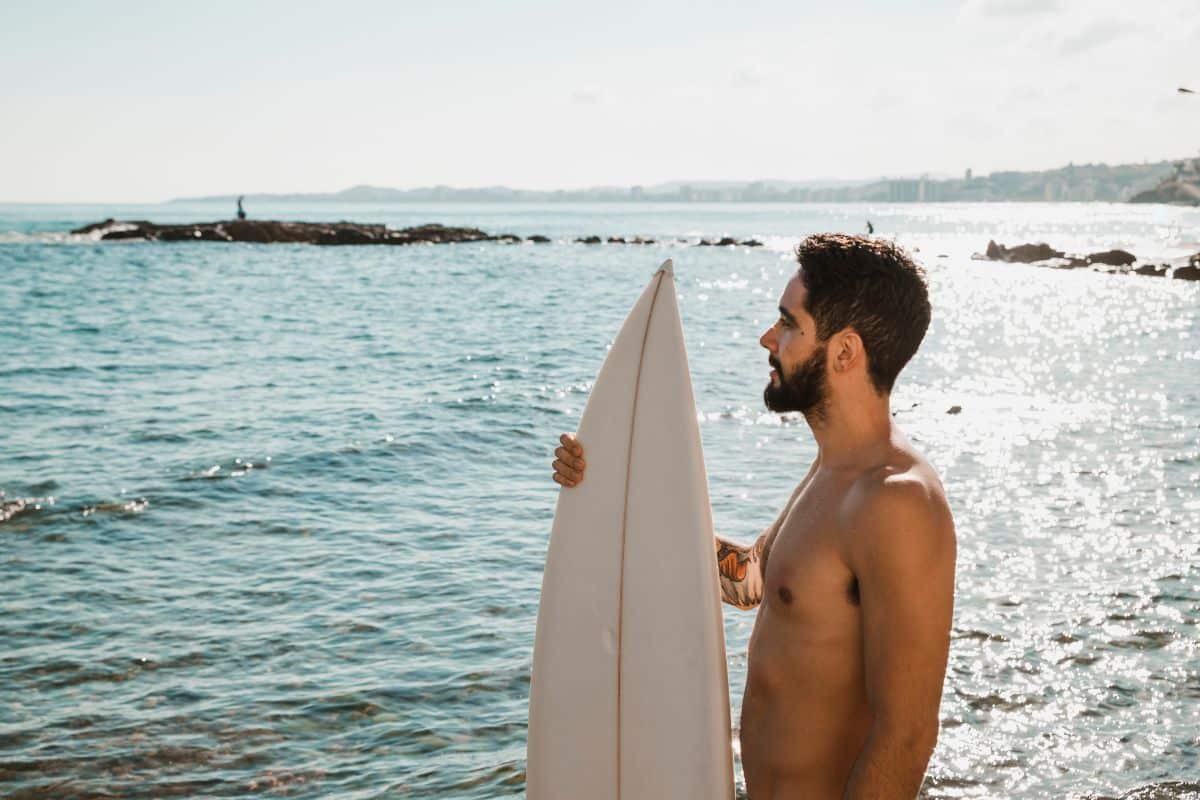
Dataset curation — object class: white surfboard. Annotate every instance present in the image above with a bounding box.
[528,259,733,800]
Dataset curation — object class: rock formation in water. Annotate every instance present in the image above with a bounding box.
[73,219,765,250]
[979,240,1199,280]
[984,240,1065,263]
[1130,158,1200,206]
[696,237,764,247]
[71,218,507,245]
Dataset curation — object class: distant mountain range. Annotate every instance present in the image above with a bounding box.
[170,159,1186,205]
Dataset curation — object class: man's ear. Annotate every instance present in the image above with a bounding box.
[832,329,863,373]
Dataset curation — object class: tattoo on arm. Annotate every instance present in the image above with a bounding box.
[715,535,766,610]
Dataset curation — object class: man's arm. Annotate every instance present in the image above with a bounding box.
[715,534,767,610]
[842,479,956,800]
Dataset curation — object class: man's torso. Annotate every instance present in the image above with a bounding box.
[738,433,945,800]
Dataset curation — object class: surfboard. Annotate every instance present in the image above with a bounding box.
[527,259,733,800]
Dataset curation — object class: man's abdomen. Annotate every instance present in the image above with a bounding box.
[739,613,872,799]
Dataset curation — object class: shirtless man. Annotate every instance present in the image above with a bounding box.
[552,233,957,799]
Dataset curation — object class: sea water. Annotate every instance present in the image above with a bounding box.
[1,202,1198,798]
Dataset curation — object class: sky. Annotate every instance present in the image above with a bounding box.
[1,0,1197,202]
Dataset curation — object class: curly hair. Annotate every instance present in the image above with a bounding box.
[795,233,931,395]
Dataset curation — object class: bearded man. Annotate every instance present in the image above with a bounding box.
[552,233,957,800]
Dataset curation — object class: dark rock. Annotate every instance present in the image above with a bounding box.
[316,226,378,245]
[1134,264,1169,277]
[946,405,962,415]
[1173,264,1200,281]
[492,234,523,244]
[1086,249,1136,267]
[607,236,626,244]
[984,240,1065,263]
[75,218,499,246]
[527,235,551,243]
[741,239,763,247]
[397,223,489,244]
[576,236,602,244]
[696,239,714,246]
[630,236,656,245]
[716,237,739,247]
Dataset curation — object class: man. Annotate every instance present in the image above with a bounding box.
[552,233,956,799]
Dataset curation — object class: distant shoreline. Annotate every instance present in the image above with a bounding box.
[168,158,1192,206]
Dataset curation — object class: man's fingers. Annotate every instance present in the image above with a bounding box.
[560,432,584,458]
[553,458,581,481]
[552,470,579,488]
[553,433,585,488]
[554,446,585,470]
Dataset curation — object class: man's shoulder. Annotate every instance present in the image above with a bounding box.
[840,459,956,559]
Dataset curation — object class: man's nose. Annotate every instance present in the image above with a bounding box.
[759,326,776,351]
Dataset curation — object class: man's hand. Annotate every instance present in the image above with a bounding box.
[552,433,586,487]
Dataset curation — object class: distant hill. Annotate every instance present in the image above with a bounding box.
[171,159,1181,205]
[1130,157,1200,206]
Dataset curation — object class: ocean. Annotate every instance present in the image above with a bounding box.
[1,201,1198,798]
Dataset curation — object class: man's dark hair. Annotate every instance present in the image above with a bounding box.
[795,233,931,395]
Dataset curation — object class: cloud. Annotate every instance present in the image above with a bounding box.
[1057,17,1136,55]
[961,0,1062,17]
[570,89,605,105]
[731,65,766,89]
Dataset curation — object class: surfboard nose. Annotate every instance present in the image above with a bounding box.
[657,258,673,276]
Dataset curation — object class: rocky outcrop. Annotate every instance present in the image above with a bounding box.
[71,218,506,246]
[72,219,768,250]
[1175,263,1200,281]
[1130,178,1200,206]
[979,240,1200,280]
[1086,249,1136,267]
[984,240,1064,263]
[696,237,765,247]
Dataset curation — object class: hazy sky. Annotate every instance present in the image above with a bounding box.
[2,0,1197,202]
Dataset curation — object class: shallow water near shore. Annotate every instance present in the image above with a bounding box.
[1,201,1198,798]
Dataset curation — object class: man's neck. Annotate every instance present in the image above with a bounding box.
[806,393,895,472]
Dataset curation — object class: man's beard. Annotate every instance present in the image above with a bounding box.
[764,346,829,419]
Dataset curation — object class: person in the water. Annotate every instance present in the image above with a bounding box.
[553,233,956,800]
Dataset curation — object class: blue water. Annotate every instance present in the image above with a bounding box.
[2,202,1198,799]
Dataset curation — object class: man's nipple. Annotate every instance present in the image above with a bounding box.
[777,586,793,604]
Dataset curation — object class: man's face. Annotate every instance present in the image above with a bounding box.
[759,273,829,418]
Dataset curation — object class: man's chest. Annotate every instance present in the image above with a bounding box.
[760,481,860,617]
